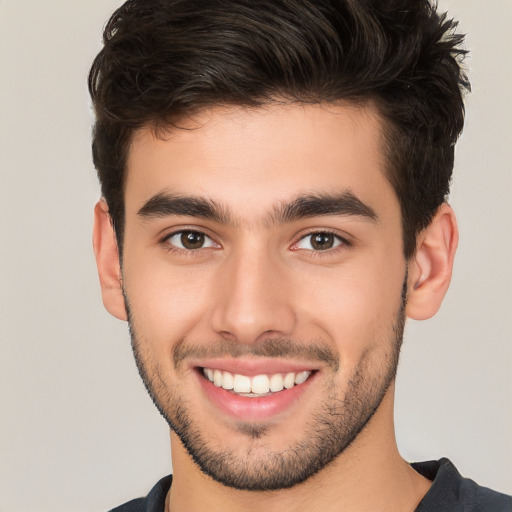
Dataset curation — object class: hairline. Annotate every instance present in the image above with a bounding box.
[112,98,412,258]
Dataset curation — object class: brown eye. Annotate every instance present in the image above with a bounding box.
[181,231,205,249]
[310,233,335,250]
[295,232,344,251]
[166,230,216,250]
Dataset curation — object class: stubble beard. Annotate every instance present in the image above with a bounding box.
[124,279,406,491]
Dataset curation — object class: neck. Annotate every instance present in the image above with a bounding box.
[167,386,431,512]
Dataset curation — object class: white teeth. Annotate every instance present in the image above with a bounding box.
[269,373,284,392]
[213,369,223,387]
[284,372,295,389]
[221,371,234,390]
[202,368,312,396]
[295,371,310,385]
[251,374,270,394]
[233,374,251,393]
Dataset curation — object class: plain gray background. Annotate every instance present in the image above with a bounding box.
[0,1,511,510]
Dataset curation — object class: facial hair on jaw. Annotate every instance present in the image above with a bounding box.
[123,274,407,491]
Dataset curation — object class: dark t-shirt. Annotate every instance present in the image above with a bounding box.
[109,458,511,512]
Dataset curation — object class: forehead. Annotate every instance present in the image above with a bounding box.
[124,102,396,222]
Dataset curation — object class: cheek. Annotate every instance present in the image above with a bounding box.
[122,231,406,367]
[123,259,216,351]
[295,254,405,362]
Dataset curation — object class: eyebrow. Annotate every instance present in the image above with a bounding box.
[138,193,232,224]
[271,192,377,224]
[137,191,377,225]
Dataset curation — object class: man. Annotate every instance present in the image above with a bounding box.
[89,0,511,510]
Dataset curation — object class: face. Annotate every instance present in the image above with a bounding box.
[120,103,407,490]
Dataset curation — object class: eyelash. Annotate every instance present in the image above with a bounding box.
[159,229,219,255]
[292,230,351,256]
[159,229,351,256]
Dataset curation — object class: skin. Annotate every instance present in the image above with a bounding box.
[93,102,458,512]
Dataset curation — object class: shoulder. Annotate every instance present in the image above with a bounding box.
[412,458,511,512]
[108,475,173,512]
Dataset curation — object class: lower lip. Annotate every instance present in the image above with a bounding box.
[197,370,316,421]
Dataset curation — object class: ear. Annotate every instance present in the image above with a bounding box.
[406,203,458,320]
[92,199,127,321]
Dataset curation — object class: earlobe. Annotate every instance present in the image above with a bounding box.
[92,199,127,321]
[406,204,459,320]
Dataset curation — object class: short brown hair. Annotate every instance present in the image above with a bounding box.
[89,0,469,258]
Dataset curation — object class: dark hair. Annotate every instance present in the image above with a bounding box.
[89,0,469,258]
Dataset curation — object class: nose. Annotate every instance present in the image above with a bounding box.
[210,243,297,344]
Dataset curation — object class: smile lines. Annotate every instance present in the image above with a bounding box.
[202,368,312,396]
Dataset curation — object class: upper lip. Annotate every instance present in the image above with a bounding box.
[191,357,319,376]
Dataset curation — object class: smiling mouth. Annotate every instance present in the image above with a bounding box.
[201,367,313,397]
